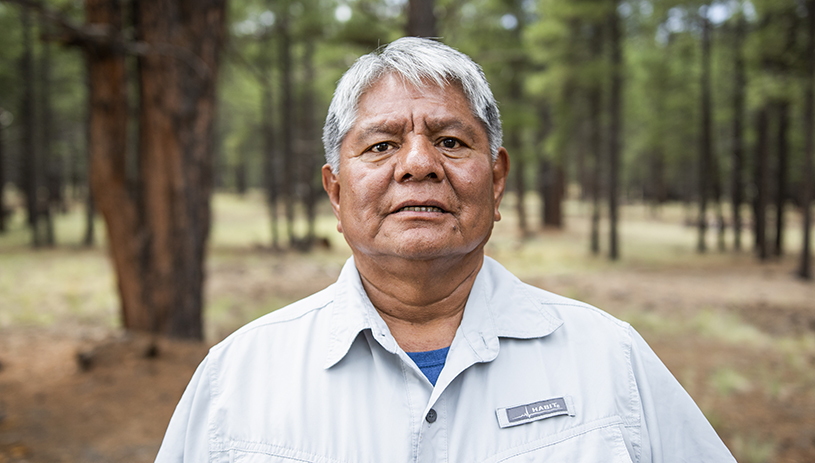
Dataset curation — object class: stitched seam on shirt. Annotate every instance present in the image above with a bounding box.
[484,416,625,463]
[400,358,419,463]
[213,440,346,463]
[624,325,644,463]
[208,353,222,461]
[213,300,334,357]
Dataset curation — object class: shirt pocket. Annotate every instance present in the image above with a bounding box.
[218,442,342,463]
[482,416,635,463]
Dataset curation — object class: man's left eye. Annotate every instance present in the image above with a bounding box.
[440,138,461,149]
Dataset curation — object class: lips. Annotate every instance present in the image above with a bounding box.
[397,206,445,213]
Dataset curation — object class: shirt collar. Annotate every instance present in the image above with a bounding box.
[323,255,563,369]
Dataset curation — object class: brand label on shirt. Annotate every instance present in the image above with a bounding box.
[496,397,574,428]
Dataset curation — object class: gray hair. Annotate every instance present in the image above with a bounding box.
[322,37,503,172]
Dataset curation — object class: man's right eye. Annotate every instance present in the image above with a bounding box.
[371,142,391,153]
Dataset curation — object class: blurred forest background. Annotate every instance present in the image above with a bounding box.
[0,0,814,461]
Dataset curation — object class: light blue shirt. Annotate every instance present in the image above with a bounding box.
[156,256,736,462]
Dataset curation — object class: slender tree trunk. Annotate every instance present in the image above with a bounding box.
[542,160,564,228]
[260,25,279,249]
[20,5,40,247]
[83,188,95,246]
[302,38,319,246]
[799,0,815,279]
[698,11,712,253]
[406,0,436,38]
[774,101,789,256]
[731,15,746,251]
[754,106,770,260]
[0,108,5,233]
[39,26,55,246]
[589,23,603,255]
[278,10,296,248]
[607,0,622,260]
[513,133,528,236]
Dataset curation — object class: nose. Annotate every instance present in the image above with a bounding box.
[394,137,445,182]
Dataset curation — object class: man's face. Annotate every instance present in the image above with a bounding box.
[322,73,509,263]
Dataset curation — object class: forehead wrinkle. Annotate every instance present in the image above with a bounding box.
[353,119,407,144]
[423,118,480,141]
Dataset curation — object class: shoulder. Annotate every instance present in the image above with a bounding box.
[208,284,337,359]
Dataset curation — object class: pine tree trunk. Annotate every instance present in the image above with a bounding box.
[607,0,622,260]
[302,38,319,246]
[798,0,814,279]
[0,109,5,233]
[85,0,226,339]
[754,106,770,260]
[774,101,789,256]
[731,16,746,251]
[260,33,278,248]
[697,11,712,254]
[38,27,55,246]
[278,10,296,248]
[134,0,226,338]
[20,5,40,247]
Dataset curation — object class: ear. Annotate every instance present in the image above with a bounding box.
[492,147,509,222]
[321,164,343,233]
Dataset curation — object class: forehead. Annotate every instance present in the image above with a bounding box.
[350,74,484,134]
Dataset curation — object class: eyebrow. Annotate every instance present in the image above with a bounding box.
[352,117,481,144]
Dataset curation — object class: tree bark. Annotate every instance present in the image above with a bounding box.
[799,0,815,279]
[697,11,712,254]
[731,15,746,251]
[134,0,226,338]
[607,0,622,260]
[407,0,436,38]
[85,0,226,339]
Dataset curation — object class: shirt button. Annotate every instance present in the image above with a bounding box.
[426,409,437,423]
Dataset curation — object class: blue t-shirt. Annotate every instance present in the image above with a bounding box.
[406,346,450,386]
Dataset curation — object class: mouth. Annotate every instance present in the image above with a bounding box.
[397,206,446,213]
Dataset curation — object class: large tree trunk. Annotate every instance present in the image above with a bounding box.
[799,0,815,279]
[607,0,622,260]
[85,0,142,330]
[134,0,226,338]
[697,11,712,253]
[407,0,436,38]
[85,0,226,339]
[259,21,279,249]
[731,15,746,251]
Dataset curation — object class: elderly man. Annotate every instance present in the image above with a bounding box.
[156,37,735,462]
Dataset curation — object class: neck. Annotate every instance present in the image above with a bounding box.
[355,252,484,352]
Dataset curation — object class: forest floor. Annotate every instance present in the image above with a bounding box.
[1,193,814,463]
